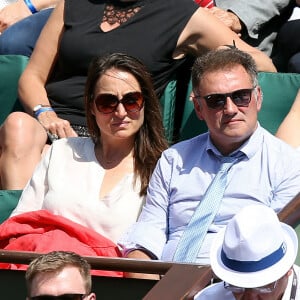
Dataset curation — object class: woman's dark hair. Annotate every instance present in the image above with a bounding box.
[85,53,168,196]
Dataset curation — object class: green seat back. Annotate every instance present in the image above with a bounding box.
[258,72,300,134]
[0,190,22,223]
[179,79,208,141]
[0,55,28,125]
[179,72,300,141]
[160,79,177,143]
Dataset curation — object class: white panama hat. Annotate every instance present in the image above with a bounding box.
[210,204,298,288]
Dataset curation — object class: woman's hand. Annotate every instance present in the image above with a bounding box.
[205,7,242,35]
[0,0,31,32]
[37,110,78,139]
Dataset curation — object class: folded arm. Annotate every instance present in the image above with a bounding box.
[175,7,277,72]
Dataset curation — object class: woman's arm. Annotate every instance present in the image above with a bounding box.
[18,0,77,138]
[175,7,277,72]
[276,89,300,148]
[18,0,64,113]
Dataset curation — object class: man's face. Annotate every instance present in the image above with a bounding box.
[230,272,290,300]
[28,266,95,300]
[192,65,262,155]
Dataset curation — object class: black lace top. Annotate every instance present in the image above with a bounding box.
[102,1,144,25]
[46,0,198,126]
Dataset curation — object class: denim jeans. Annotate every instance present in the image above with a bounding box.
[0,8,53,57]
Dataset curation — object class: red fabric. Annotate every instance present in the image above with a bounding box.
[0,210,123,277]
[195,0,214,8]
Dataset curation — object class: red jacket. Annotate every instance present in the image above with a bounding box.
[0,210,123,276]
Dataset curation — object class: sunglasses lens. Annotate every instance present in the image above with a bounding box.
[94,92,144,114]
[95,94,118,114]
[205,94,226,109]
[231,89,252,106]
[122,92,144,112]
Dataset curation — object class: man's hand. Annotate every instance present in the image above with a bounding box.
[124,250,160,280]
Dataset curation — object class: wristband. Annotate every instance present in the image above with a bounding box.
[34,107,55,118]
[23,0,38,14]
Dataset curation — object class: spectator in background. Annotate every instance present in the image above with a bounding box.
[0,0,276,191]
[276,89,300,148]
[25,251,96,300]
[119,48,300,277]
[194,205,299,300]
[203,0,295,70]
[274,0,300,73]
[0,0,57,57]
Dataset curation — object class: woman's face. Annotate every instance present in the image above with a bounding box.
[91,68,144,141]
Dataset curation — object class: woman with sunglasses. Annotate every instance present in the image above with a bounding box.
[8,53,168,245]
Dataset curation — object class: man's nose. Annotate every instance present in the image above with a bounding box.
[223,97,239,114]
[240,289,260,300]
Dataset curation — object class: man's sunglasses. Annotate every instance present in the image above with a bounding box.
[195,87,256,109]
[29,293,86,300]
[224,280,277,294]
[94,91,144,114]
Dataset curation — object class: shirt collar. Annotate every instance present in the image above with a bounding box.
[206,123,263,159]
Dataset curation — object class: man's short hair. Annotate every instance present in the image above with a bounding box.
[25,251,92,295]
[191,48,258,95]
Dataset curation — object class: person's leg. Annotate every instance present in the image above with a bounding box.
[0,8,53,57]
[0,112,48,189]
[276,89,300,148]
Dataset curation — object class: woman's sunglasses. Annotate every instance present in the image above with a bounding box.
[194,87,256,109]
[94,91,144,114]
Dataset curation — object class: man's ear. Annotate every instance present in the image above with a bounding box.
[287,267,294,277]
[191,95,205,121]
[255,86,263,112]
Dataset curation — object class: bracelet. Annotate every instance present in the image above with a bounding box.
[23,0,38,14]
[34,107,55,118]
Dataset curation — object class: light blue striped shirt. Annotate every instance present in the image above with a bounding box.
[119,124,300,264]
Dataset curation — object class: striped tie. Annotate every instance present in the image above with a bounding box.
[173,156,239,263]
